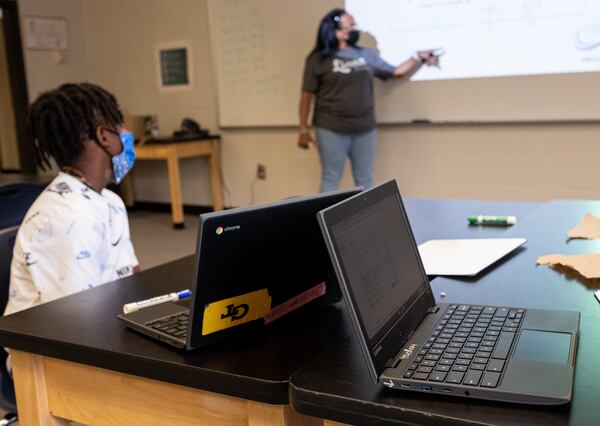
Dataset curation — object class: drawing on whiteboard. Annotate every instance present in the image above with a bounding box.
[386,0,584,32]
[574,22,600,51]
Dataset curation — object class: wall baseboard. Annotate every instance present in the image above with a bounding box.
[129,201,215,216]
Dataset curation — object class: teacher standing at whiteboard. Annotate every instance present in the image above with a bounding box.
[298,8,438,192]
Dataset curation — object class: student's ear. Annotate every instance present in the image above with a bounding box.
[95,126,110,148]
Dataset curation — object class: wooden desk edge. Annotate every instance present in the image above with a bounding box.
[11,350,323,426]
[135,139,218,159]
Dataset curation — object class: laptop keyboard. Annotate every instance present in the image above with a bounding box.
[403,304,525,388]
[146,311,189,340]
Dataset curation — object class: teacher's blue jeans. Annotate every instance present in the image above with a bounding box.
[316,127,376,193]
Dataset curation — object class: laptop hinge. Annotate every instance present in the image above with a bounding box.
[385,306,440,369]
[426,305,440,315]
[385,350,405,369]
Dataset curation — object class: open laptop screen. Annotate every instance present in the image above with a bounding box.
[330,189,429,345]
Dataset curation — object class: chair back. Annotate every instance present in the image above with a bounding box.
[0,226,18,315]
[0,182,46,230]
[0,226,18,412]
[0,180,47,414]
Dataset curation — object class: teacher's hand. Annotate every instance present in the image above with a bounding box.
[298,131,317,150]
[417,50,439,67]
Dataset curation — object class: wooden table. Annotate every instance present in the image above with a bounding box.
[11,351,317,425]
[122,136,224,228]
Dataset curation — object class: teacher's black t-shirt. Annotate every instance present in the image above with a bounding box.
[302,47,395,134]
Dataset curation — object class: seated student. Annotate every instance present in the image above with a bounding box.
[4,82,140,317]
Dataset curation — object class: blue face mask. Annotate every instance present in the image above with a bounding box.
[111,130,136,184]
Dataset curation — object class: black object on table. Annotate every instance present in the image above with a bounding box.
[140,134,221,145]
[290,200,599,425]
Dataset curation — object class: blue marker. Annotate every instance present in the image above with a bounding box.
[123,289,192,314]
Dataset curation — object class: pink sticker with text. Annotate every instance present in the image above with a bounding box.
[263,281,327,324]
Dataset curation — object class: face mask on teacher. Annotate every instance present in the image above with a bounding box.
[347,30,360,46]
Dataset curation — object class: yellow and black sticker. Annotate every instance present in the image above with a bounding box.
[202,288,272,335]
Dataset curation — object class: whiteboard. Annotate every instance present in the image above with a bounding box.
[207,0,343,127]
[349,0,600,82]
[208,0,600,126]
[374,72,600,123]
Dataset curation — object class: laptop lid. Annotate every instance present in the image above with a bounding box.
[187,188,362,349]
[318,180,435,383]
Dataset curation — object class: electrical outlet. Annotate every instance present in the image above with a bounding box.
[257,164,267,180]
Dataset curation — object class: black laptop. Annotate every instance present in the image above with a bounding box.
[317,180,579,405]
[118,188,361,349]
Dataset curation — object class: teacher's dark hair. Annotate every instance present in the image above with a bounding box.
[311,8,346,58]
[25,82,123,170]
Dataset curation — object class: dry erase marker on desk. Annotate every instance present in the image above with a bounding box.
[468,215,517,226]
[123,289,192,314]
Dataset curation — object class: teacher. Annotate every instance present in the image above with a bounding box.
[298,8,438,192]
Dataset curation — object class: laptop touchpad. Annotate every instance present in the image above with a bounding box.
[513,330,571,364]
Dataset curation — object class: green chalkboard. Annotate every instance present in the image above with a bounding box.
[159,47,189,86]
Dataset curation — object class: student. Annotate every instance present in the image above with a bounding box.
[298,8,439,192]
[4,83,139,317]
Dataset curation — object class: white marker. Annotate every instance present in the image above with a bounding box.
[123,289,192,314]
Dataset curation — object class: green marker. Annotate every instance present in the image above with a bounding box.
[468,215,517,226]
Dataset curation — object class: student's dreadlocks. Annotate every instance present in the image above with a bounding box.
[25,82,124,170]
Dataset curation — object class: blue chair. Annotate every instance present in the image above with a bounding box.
[0,182,46,230]
[0,225,18,422]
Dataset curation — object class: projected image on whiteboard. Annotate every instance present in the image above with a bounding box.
[345,0,600,80]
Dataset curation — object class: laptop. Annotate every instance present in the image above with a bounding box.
[118,187,361,349]
[317,180,579,405]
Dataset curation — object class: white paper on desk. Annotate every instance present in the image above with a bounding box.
[417,238,527,276]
